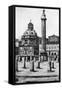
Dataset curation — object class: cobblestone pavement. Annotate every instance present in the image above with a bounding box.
[16,61,59,83]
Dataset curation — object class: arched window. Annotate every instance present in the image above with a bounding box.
[31,32,33,34]
[26,32,28,34]
[51,53,53,55]
[25,40,27,44]
[54,53,56,55]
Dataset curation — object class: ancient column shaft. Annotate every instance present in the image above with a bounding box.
[41,10,47,52]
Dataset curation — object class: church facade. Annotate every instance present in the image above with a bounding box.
[17,21,39,62]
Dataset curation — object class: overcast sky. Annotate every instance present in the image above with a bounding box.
[15,7,59,39]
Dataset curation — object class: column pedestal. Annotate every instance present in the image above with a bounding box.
[30,56,36,72]
[37,56,42,69]
[23,57,27,69]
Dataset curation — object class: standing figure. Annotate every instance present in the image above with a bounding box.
[48,55,52,72]
[51,56,55,69]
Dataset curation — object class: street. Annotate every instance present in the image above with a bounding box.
[16,61,59,83]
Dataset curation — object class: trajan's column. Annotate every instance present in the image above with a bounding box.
[41,9,47,61]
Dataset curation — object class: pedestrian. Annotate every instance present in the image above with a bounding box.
[48,55,52,72]
[51,57,55,69]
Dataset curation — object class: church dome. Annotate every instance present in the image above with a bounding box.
[23,29,37,36]
[21,20,37,39]
[20,20,39,47]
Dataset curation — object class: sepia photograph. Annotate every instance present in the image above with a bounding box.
[15,6,60,84]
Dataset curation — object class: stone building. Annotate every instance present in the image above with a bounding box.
[17,20,39,62]
[39,35,59,61]
[46,35,59,61]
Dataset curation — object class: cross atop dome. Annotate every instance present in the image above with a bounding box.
[30,19,32,23]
